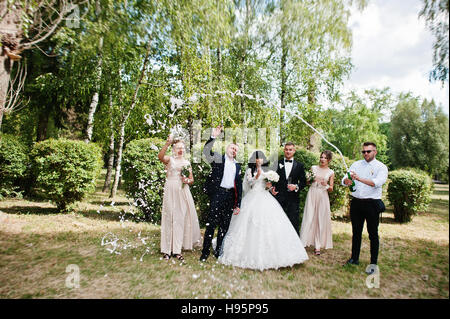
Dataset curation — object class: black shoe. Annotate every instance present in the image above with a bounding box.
[199,254,208,262]
[343,258,359,266]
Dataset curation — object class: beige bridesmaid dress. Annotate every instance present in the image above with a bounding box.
[160,156,202,255]
[300,165,334,250]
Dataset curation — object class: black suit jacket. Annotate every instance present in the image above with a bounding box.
[202,137,243,208]
[273,158,306,202]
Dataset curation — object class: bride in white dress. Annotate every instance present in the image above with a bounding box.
[218,150,309,271]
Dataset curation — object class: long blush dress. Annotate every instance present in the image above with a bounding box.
[300,165,334,250]
[160,156,201,255]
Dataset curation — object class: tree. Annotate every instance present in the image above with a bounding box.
[0,0,88,130]
[419,0,449,84]
[260,0,362,146]
[325,91,388,161]
[390,94,449,178]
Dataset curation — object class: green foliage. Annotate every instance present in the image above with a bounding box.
[30,139,102,211]
[190,160,212,227]
[0,134,30,199]
[387,169,434,223]
[325,91,388,161]
[419,0,449,83]
[122,138,167,224]
[390,95,449,180]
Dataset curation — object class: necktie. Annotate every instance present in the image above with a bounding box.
[285,159,292,163]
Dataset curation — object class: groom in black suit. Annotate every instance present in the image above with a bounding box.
[270,142,306,235]
[200,126,243,261]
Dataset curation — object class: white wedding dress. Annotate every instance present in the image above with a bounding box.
[218,168,309,271]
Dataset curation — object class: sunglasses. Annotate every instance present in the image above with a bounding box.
[361,150,373,154]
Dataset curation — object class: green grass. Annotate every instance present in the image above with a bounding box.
[0,178,448,299]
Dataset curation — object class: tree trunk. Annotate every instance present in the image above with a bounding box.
[110,40,152,198]
[279,0,288,145]
[306,81,317,151]
[0,3,21,131]
[0,52,11,129]
[0,104,3,129]
[110,121,125,198]
[216,45,222,86]
[36,109,49,141]
[103,92,115,192]
[239,0,250,123]
[280,38,287,145]
[84,36,104,143]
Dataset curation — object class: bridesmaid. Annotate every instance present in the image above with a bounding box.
[158,134,202,261]
[300,150,335,256]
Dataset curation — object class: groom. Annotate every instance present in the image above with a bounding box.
[270,142,306,235]
[200,126,243,262]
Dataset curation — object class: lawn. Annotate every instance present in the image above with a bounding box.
[0,179,448,299]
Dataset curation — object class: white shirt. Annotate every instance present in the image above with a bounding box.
[220,155,237,189]
[284,158,293,179]
[341,158,388,199]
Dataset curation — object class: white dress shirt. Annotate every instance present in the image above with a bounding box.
[284,158,293,179]
[341,158,388,199]
[220,155,237,189]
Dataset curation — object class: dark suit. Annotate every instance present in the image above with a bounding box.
[272,158,306,235]
[201,137,242,259]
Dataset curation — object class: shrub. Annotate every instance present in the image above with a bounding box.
[30,138,102,211]
[0,134,29,199]
[387,168,433,223]
[190,160,212,227]
[122,138,167,223]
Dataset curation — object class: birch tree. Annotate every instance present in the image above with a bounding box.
[0,0,88,130]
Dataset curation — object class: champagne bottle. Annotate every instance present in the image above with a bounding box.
[347,172,356,192]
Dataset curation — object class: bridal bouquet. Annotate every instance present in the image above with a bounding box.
[264,170,280,183]
[181,164,191,188]
[306,170,316,183]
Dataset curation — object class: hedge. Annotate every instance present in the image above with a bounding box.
[0,134,30,199]
[30,138,103,211]
[387,168,433,223]
[122,138,167,223]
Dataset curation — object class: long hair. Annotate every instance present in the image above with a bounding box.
[248,150,269,176]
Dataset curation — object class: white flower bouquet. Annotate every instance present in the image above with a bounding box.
[264,170,280,183]
[306,170,316,183]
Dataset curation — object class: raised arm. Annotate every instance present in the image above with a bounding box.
[158,134,173,165]
[203,126,223,164]
[245,168,257,186]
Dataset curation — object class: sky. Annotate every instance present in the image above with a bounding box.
[345,0,449,115]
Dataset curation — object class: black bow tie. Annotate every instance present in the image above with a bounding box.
[284,159,293,163]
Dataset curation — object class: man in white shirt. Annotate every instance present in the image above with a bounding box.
[200,126,243,261]
[342,142,388,272]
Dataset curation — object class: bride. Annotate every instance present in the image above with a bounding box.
[218,150,309,271]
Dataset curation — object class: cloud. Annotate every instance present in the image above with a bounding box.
[346,0,449,114]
